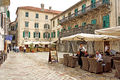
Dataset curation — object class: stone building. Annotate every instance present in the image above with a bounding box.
[0,4,10,52]
[9,21,17,47]
[16,4,61,46]
[51,0,120,53]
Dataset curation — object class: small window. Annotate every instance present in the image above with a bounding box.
[36,13,39,18]
[34,23,39,28]
[33,32,40,38]
[53,21,55,27]
[82,22,86,26]
[25,21,29,27]
[45,15,48,19]
[44,24,50,29]
[91,19,96,24]
[118,16,120,26]
[57,19,59,25]
[25,12,29,17]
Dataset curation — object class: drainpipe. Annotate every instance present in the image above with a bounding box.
[115,0,118,26]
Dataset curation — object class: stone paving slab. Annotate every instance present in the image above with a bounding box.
[0,52,119,80]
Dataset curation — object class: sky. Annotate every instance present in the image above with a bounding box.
[9,0,80,22]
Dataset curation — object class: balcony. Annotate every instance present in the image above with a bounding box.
[59,0,110,24]
[59,24,99,38]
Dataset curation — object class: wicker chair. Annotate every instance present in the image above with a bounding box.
[103,56,112,72]
[81,57,89,71]
[0,55,3,65]
[63,54,69,66]
[67,56,78,68]
[112,56,120,68]
[114,60,120,79]
[88,58,103,74]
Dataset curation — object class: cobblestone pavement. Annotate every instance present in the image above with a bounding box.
[0,52,119,80]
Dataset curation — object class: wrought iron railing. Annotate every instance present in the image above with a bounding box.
[59,24,100,38]
[59,0,110,24]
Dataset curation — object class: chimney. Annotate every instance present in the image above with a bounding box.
[41,4,44,11]
[49,6,52,10]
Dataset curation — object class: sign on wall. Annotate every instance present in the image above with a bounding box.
[0,0,10,6]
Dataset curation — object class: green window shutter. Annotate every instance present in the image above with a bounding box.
[106,14,110,28]
[103,14,109,28]
[51,32,53,38]
[75,8,78,16]
[82,22,86,26]
[48,33,50,38]
[7,10,10,18]
[43,33,45,38]
[57,30,60,37]
[75,25,78,28]
[103,0,109,4]
[68,26,71,30]
[53,32,56,38]
[91,0,96,8]
[39,32,40,38]
[61,29,63,32]
[82,4,86,13]
[91,19,96,24]
[118,17,120,26]
[23,31,25,38]
[33,32,35,38]
[29,32,30,38]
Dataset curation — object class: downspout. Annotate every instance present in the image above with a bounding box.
[115,0,118,26]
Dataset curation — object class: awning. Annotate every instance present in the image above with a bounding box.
[60,33,120,41]
[24,41,33,45]
[39,41,55,45]
[95,26,120,36]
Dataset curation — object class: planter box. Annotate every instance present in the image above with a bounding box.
[26,48,30,53]
[38,48,45,52]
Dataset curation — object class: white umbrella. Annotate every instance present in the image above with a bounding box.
[61,33,120,41]
[24,41,33,45]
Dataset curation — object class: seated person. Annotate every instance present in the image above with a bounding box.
[95,51,103,62]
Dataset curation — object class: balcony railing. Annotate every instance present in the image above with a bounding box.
[59,24,99,38]
[59,0,110,24]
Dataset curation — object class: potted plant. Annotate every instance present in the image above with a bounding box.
[30,43,34,53]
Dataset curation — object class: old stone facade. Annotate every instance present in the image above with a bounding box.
[16,4,61,46]
[51,0,120,53]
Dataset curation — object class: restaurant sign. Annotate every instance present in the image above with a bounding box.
[0,0,10,6]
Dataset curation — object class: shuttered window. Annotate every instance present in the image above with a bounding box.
[91,0,96,8]
[48,33,50,38]
[82,4,86,13]
[103,14,110,28]
[25,21,29,27]
[74,8,78,16]
[103,0,109,4]
[7,10,10,18]
[51,32,53,38]
[118,17,120,26]
[25,12,29,17]
[39,32,40,38]
[68,26,71,30]
[91,19,96,24]
[29,32,30,38]
[33,32,35,38]
[43,33,45,38]
[75,25,78,28]
[23,31,25,38]
[82,22,86,26]
[53,32,56,38]
[57,30,60,37]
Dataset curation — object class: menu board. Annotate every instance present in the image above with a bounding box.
[48,50,58,63]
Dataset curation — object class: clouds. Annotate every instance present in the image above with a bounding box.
[9,0,80,21]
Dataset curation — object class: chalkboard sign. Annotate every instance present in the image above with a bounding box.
[48,50,58,63]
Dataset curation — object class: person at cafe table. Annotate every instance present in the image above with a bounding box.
[95,51,103,62]
[77,44,86,68]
